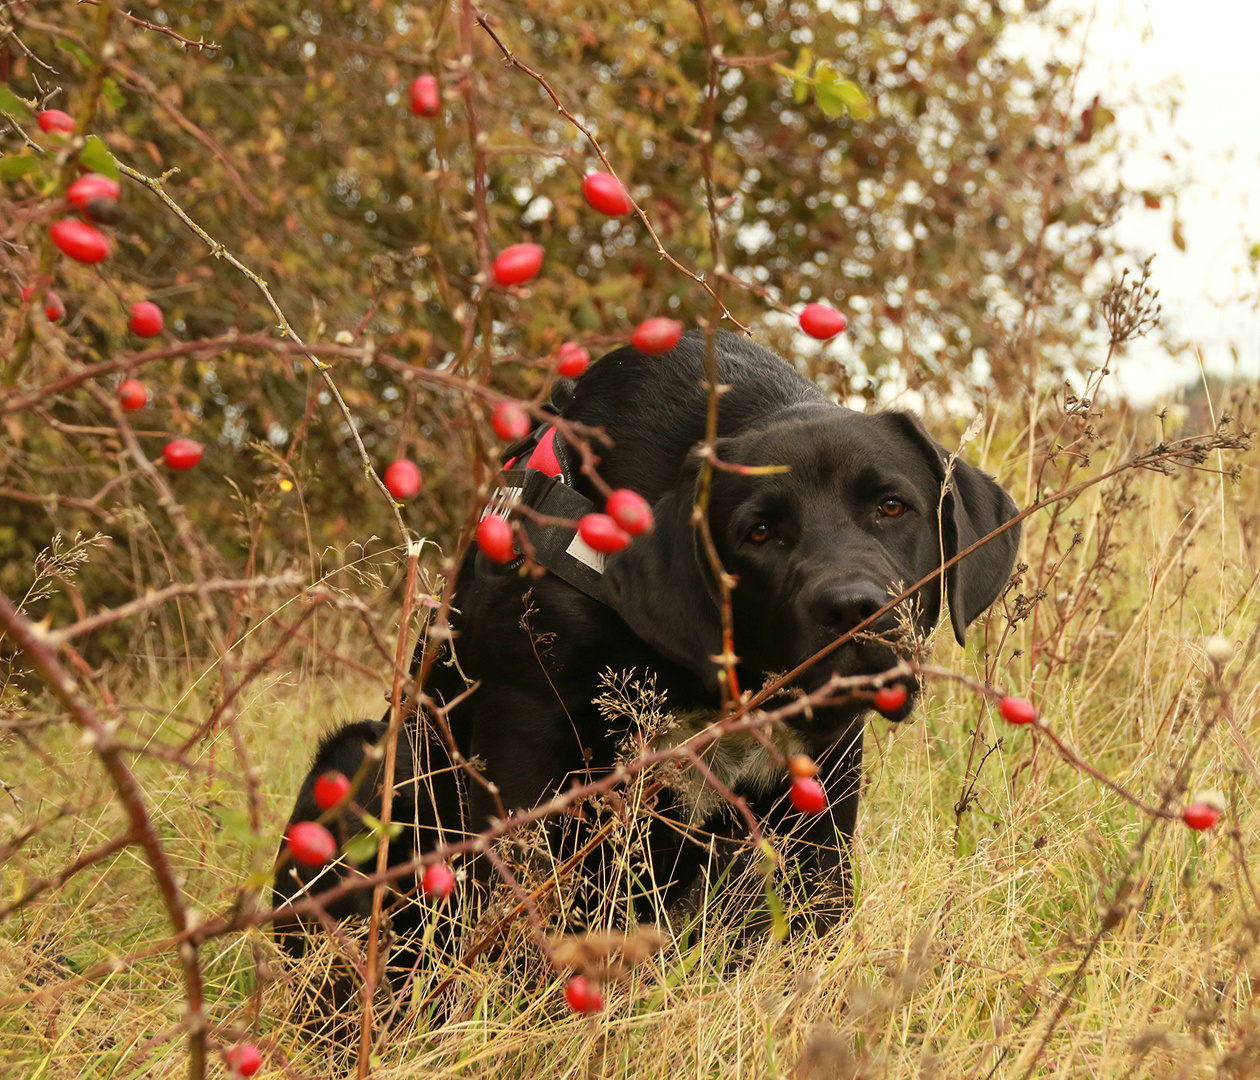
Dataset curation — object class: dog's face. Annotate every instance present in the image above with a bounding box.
[604,402,1020,726]
[711,408,945,719]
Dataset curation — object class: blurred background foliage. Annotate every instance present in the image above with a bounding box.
[1,0,1136,663]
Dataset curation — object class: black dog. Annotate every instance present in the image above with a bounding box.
[274,331,1020,998]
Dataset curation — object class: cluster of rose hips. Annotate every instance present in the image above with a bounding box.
[21,113,195,469]
[992,693,1223,832]
[381,72,850,508]
[285,769,458,896]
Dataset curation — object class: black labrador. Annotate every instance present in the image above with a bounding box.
[274,330,1020,997]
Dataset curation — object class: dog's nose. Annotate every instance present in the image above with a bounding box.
[808,582,894,636]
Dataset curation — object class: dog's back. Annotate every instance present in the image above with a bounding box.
[561,331,825,499]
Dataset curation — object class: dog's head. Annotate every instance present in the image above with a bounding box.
[603,403,1020,727]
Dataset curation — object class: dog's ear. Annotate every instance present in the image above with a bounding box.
[884,413,1022,646]
[602,459,725,689]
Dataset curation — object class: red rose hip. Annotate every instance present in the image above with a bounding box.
[383,459,423,500]
[632,317,683,355]
[38,109,75,134]
[128,301,164,337]
[162,438,204,470]
[605,489,654,536]
[117,378,148,411]
[565,975,604,1014]
[873,685,907,716]
[1182,804,1221,831]
[225,1043,262,1077]
[491,400,531,442]
[409,74,441,117]
[578,513,631,555]
[998,695,1036,725]
[422,861,456,899]
[50,218,110,264]
[286,820,337,866]
[67,173,120,214]
[557,342,590,377]
[492,243,544,287]
[477,515,516,564]
[798,303,847,340]
[23,285,64,321]
[313,770,351,811]
[582,172,632,216]
[789,776,827,814]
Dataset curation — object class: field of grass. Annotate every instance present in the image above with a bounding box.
[2,382,1258,1080]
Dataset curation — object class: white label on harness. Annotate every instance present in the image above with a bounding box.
[565,533,608,574]
[481,486,523,521]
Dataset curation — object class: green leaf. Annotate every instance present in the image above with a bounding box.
[0,156,40,182]
[763,877,789,942]
[814,64,873,121]
[101,78,126,110]
[792,46,813,77]
[342,831,379,864]
[792,76,809,105]
[218,807,254,847]
[57,38,93,68]
[0,85,32,117]
[80,135,120,182]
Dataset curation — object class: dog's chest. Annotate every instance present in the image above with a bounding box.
[658,709,806,822]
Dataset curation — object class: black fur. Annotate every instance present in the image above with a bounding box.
[273,331,1020,996]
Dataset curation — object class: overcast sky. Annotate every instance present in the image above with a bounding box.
[1073,0,1260,402]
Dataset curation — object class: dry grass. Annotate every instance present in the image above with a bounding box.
[2,387,1258,1080]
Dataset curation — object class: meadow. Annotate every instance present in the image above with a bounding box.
[3,364,1256,1080]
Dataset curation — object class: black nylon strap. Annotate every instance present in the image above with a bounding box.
[474,433,613,606]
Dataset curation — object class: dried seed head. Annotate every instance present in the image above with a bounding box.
[1205,635,1233,667]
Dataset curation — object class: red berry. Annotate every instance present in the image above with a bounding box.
[477,514,516,564]
[789,776,827,814]
[313,771,351,811]
[873,685,907,716]
[578,513,631,555]
[286,820,337,867]
[557,342,591,378]
[788,754,817,778]
[632,317,683,355]
[564,975,604,1014]
[128,301,164,337]
[117,378,148,411]
[162,438,204,471]
[50,218,110,264]
[409,74,440,117]
[491,400,531,442]
[1182,804,1221,831]
[38,109,75,134]
[998,695,1036,725]
[605,489,654,536]
[582,172,632,216]
[422,861,456,900]
[225,1043,262,1077]
[492,243,544,287]
[23,285,65,321]
[67,173,120,213]
[383,459,423,500]
[798,303,848,340]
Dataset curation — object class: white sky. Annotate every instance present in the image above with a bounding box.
[1073,0,1260,401]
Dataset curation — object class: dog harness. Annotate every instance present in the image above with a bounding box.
[475,423,613,605]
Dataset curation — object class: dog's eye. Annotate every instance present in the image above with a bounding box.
[878,498,907,518]
[748,523,772,544]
